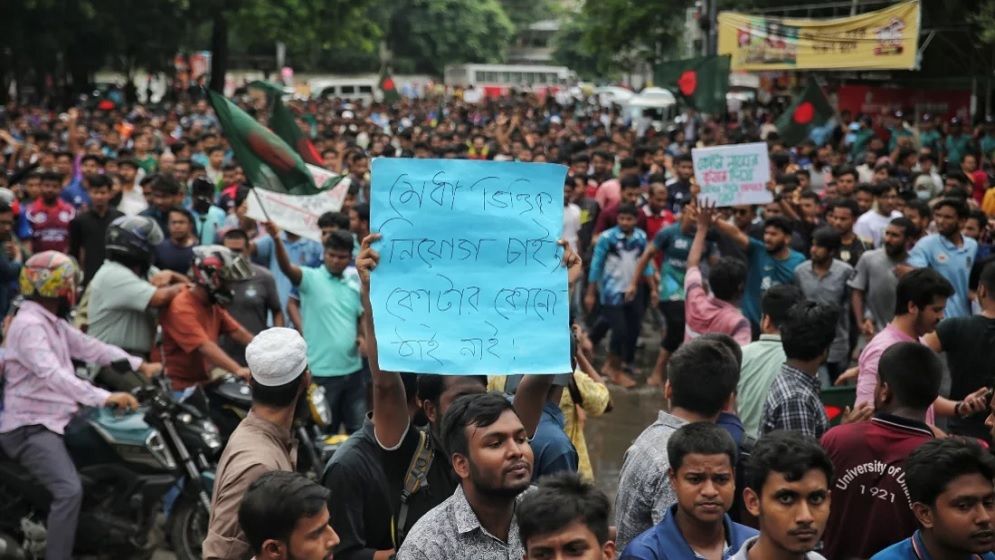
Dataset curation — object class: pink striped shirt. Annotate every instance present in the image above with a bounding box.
[0,300,141,435]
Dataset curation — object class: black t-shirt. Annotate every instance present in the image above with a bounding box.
[155,239,195,274]
[937,315,995,442]
[838,236,869,269]
[381,422,458,545]
[666,180,692,214]
[576,197,600,259]
[323,418,396,560]
[69,208,124,285]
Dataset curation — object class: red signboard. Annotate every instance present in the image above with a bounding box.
[836,84,971,121]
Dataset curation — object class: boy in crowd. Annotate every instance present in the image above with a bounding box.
[518,472,617,560]
[586,203,654,387]
[627,202,714,386]
[761,302,870,439]
[871,439,995,559]
[924,260,995,443]
[905,198,978,319]
[238,471,341,560]
[826,198,869,268]
[683,202,750,344]
[794,226,854,382]
[737,285,804,439]
[732,431,833,560]
[821,343,940,560]
[614,338,740,551]
[621,422,757,560]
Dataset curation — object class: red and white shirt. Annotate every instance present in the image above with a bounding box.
[26,198,76,254]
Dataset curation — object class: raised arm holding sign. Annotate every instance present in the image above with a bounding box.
[691,142,773,208]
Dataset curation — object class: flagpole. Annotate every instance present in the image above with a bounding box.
[250,186,274,223]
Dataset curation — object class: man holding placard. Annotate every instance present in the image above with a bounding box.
[350,158,579,553]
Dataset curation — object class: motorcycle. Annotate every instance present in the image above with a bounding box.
[203,374,343,479]
[0,367,217,560]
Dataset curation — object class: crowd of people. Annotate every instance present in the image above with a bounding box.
[3,84,995,560]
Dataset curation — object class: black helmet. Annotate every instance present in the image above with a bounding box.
[106,215,164,270]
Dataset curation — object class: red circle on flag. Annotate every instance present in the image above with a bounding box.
[247,130,298,172]
[793,101,815,124]
[677,70,698,96]
[382,78,395,91]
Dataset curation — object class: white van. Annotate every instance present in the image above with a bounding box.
[623,87,678,135]
[308,77,379,104]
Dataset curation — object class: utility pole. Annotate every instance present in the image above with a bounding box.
[707,0,718,55]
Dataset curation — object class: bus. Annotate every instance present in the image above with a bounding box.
[443,63,576,98]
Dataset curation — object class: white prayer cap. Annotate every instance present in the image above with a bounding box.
[245,327,309,386]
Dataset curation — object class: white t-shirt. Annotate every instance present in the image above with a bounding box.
[563,203,581,253]
[853,209,902,248]
[117,184,148,216]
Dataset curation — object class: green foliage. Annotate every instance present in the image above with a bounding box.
[230,0,381,66]
[498,0,558,32]
[386,0,515,74]
[577,0,685,72]
[552,14,616,80]
[971,0,995,45]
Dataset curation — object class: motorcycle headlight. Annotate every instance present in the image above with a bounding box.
[308,384,332,428]
[143,430,177,470]
[200,421,223,452]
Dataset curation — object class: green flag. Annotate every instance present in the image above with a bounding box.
[248,81,324,167]
[379,66,400,104]
[776,76,835,146]
[654,55,730,114]
[207,89,319,196]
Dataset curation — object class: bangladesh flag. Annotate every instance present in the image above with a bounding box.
[248,81,324,167]
[776,76,836,146]
[654,55,731,115]
[207,89,320,196]
[379,66,400,104]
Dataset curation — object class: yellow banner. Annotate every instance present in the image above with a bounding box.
[718,1,920,71]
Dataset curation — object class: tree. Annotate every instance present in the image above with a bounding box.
[552,14,615,80]
[498,0,557,33]
[577,0,685,74]
[0,0,188,104]
[385,0,514,75]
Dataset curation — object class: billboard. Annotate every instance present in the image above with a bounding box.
[718,1,920,71]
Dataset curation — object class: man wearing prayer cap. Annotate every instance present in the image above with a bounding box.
[204,327,313,560]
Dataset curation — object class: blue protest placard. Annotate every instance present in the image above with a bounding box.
[369,158,570,375]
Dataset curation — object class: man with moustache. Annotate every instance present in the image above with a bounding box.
[396,392,535,559]
[850,218,915,337]
[354,234,565,549]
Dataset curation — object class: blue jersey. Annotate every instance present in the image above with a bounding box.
[907,233,977,319]
[588,226,654,306]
